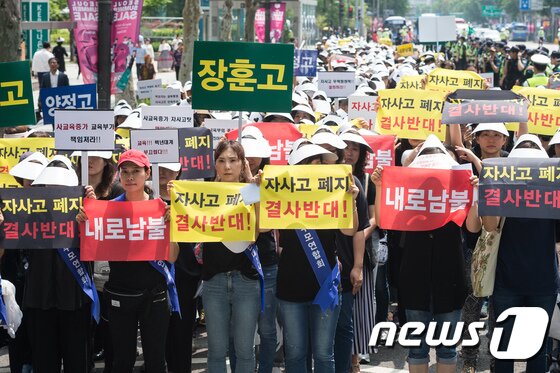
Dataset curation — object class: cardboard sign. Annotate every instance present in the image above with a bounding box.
[151,88,181,106]
[178,127,214,180]
[442,100,528,124]
[80,198,170,261]
[479,157,560,219]
[170,181,256,242]
[40,83,97,125]
[348,94,377,129]
[259,165,353,229]
[141,105,193,129]
[0,61,36,127]
[512,86,560,136]
[137,78,162,99]
[192,41,294,112]
[479,72,495,88]
[317,71,356,98]
[294,50,318,77]
[0,138,55,188]
[130,129,179,163]
[379,166,474,231]
[426,68,485,92]
[0,186,83,249]
[54,110,115,151]
[397,43,414,57]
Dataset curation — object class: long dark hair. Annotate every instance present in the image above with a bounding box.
[214,140,249,182]
[77,158,117,198]
[353,144,368,181]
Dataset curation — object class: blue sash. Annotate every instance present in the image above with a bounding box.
[0,275,7,326]
[295,229,340,312]
[149,261,181,316]
[244,244,265,312]
[58,248,100,323]
[113,194,181,316]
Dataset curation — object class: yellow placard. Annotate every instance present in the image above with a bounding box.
[378,38,393,46]
[0,138,55,188]
[425,68,485,92]
[397,43,414,57]
[376,89,447,141]
[298,124,340,139]
[397,75,425,90]
[504,122,520,132]
[512,86,560,136]
[170,181,256,242]
[259,165,353,229]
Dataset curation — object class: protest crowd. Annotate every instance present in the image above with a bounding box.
[3,28,560,373]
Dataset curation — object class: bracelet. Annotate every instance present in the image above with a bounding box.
[353,206,358,213]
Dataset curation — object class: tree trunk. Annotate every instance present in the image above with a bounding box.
[220,0,233,42]
[180,0,202,83]
[244,0,258,42]
[0,0,21,63]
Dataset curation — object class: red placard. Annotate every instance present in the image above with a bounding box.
[363,134,395,174]
[80,199,170,261]
[379,166,474,231]
[225,122,303,165]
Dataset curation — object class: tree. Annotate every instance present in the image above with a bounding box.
[0,0,21,63]
[220,0,234,41]
[143,0,173,17]
[179,0,202,83]
[244,0,259,42]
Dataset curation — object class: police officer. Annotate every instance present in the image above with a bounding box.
[524,54,550,87]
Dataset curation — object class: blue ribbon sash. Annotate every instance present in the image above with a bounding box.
[150,260,181,316]
[0,275,7,326]
[295,229,340,312]
[244,244,265,312]
[58,248,100,323]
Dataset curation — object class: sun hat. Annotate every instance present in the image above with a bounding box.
[159,163,182,172]
[310,125,347,149]
[339,130,373,152]
[288,143,338,165]
[9,152,49,181]
[472,122,509,137]
[32,155,79,186]
[508,134,548,158]
[71,151,113,159]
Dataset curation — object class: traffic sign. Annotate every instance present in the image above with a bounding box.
[520,0,530,11]
[482,5,502,17]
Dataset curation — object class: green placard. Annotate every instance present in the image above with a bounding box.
[0,61,36,127]
[192,41,294,112]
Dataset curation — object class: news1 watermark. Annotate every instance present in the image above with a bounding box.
[369,307,549,359]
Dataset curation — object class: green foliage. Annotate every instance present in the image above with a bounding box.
[143,0,173,17]
[49,0,70,21]
[50,29,70,43]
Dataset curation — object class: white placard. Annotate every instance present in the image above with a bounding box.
[130,129,180,163]
[348,94,377,129]
[141,105,194,129]
[418,15,456,43]
[137,78,162,99]
[317,71,356,98]
[54,110,115,151]
[203,119,239,149]
[150,88,181,106]
[479,72,495,88]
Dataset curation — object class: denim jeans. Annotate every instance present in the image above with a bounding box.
[491,291,556,373]
[229,265,278,373]
[278,299,340,373]
[404,308,462,365]
[375,263,390,324]
[203,271,260,373]
[334,291,354,373]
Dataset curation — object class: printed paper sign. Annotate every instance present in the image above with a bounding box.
[151,88,181,106]
[141,105,193,129]
[362,134,395,174]
[294,50,318,77]
[55,110,115,151]
[397,75,424,90]
[442,100,528,124]
[512,86,560,136]
[479,72,494,88]
[178,127,214,179]
[204,119,239,149]
[0,186,83,249]
[479,157,560,219]
[259,165,353,229]
[348,94,377,129]
[40,83,97,125]
[130,129,179,163]
[80,198,169,261]
[397,43,414,56]
[426,68,485,92]
[137,78,162,99]
[170,181,256,242]
[376,89,447,140]
[317,71,356,98]
[379,166,474,231]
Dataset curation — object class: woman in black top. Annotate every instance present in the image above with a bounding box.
[78,149,178,373]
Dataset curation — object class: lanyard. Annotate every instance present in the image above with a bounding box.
[149,261,181,316]
[244,244,265,312]
[0,275,7,326]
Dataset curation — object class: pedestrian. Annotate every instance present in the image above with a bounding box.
[140,54,156,81]
[52,37,68,72]
[31,41,54,82]
[40,57,69,89]
[172,42,183,81]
